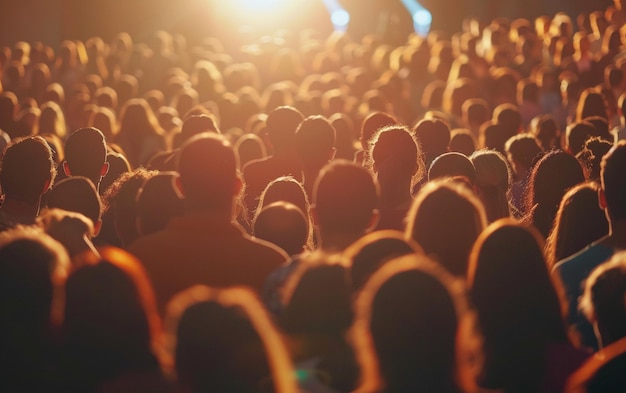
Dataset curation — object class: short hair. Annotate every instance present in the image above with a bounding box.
[295,115,336,168]
[470,149,512,222]
[180,114,219,142]
[579,251,626,337]
[46,177,102,226]
[265,106,304,151]
[136,172,185,236]
[601,140,626,221]
[566,121,596,156]
[64,127,107,185]
[360,111,397,146]
[0,136,56,203]
[406,180,487,276]
[313,160,379,234]
[412,118,451,165]
[428,152,476,185]
[504,133,542,170]
[253,202,308,257]
[178,133,238,210]
[493,103,522,137]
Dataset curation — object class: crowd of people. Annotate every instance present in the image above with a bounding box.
[1,1,626,392]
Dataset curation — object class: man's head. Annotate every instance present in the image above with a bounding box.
[63,127,109,189]
[176,133,240,213]
[265,106,304,153]
[313,160,379,240]
[600,140,626,223]
[46,177,103,236]
[295,115,336,170]
[1,136,56,204]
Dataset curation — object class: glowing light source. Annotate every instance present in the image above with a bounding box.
[400,0,432,36]
[236,0,283,12]
[322,0,350,31]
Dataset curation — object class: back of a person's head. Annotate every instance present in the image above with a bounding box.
[449,128,477,157]
[64,127,107,185]
[1,136,55,203]
[527,150,585,238]
[360,111,397,147]
[253,201,308,257]
[99,151,131,195]
[504,133,542,171]
[64,248,159,379]
[0,227,68,391]
[313,160,379,236]
[576,137,613,181]
[462,98,490,128]
[580,251,626,346]
[256,175,309,219]
[46,176,102,229]
[368,125,424,189]
[467,219,567,389]
[406,180,487,277]
[181,114,220,143]
[480,121,509,154]
[493,103,521,137]
[585,115,613,143]
[280,254,353,336]
[343,230,421,291]
[566,121,596,156]
[576,89,608,122]
[168,285,296,393]
[531,114,559,151]
[413,118,451,165]
[265,105,304,152]
[352,254,467,393]
[136,172,185,236]
[546,182,609,268]
[601,140,626,222]
[295,115,336,168]
[470,149,512,222]
[428,152,477,186]
[178,133,238,211]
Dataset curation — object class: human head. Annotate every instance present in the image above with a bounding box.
[167,285,296,393]
[136,172,185,236]
[265,105,304,153]
[352,254,469,393]
[180,114,220,143]
[504,133,542,177]
[600,140,626,223]
[412,118,451,166]
[468,219,568,390]
[530,114,560,151]
[343,230,422,291]
[253,201,308,257]
[368,125,424,191]
[580,251,626,347]
[545,182,609,268]
[63,127,109,189]
[450,129,477,157]
[406,180,487,277]
[428,152,476,186]
[470,149,512,222]
[177,133,241,213]
[493,103,522,138]
[46,176,103,235]
[565,121,596,156]
[313,160,379,244]
[1,136,56,204]
[295,115,336,170]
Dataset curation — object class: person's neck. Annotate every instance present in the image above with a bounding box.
[380,180,412,208]
[184,204,233,222]
[0,198,40,225]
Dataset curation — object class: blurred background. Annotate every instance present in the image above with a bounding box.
[0,0,614,47]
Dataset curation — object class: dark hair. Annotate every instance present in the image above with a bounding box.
[253,202,308,256]
[178,133,238,210]
[601,140,626,222]
[470,149,512,222]
[352,254,469,393]
[64,127,107,187]
[526,150,585,239]
[406,180,487,277]
[413,118,451,166]
[295,115,336,168]
[468,219,570,392]
[136,172,185,236]
[428,152,476,185]
[46,176,102,226]
[566,121,596,156]
[1,136,56,203]
[167,286,296,393]
[265,106,304,152]
[545,182,609,268]
[313,160,379,234]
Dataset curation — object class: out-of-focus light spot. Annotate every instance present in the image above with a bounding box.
[236,0,282,11]
[331,9,350,29]
[413,9,432,26]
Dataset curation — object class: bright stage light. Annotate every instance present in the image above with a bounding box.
[331,9,350,30]
[235,0,283,12]
[400,0,432,36]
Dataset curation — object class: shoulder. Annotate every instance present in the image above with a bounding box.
[553,241,614,276]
